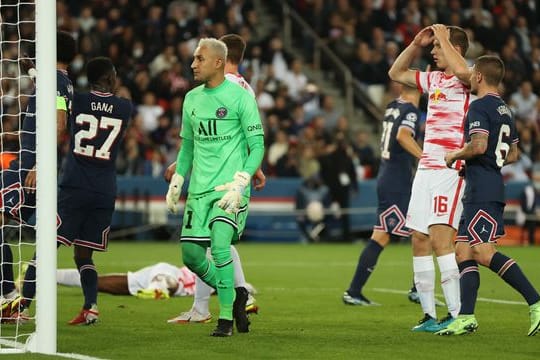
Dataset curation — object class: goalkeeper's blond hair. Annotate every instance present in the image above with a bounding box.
[198,38,228,63]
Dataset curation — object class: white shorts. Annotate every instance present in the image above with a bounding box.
[127,262,196,297]
[406,168,464,234]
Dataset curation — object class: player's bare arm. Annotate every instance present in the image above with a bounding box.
[396,127,423,160]
[503,143,519,165]
[431,24,471,85]
[388,27,433,87]
[444,132,488,167]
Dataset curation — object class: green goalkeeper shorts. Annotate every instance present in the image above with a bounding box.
[179,191,249,246]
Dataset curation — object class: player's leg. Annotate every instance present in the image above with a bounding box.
[181,242,216,287]
[230,244,258,314]
[428,169,464,321]
[410,230,439,331]
[0,213,16,300]
[209,221,235,320]
[68,194,113,325]
[474,242,540,335]
[436,241,479,336]
[57,268,82,287]
[343,230,388,306]
[430,224,460,320]
[406,171,439,330]
[73,245,98,309]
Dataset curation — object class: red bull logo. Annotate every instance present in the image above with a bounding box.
[429,89,448,102]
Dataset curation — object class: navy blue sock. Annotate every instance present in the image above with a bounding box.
[1,232,15,296]
[75,257,98,309]
[489,252,540,305]
[21,255,37,308]
[347,240,384,297]
[458,260,479,315]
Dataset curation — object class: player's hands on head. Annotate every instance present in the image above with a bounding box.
[430,24,450,43]
[252,168,266,191]
[413,27,435,47]
[164,162,176,183]
[215,171,250,214]
[166,173,184,214]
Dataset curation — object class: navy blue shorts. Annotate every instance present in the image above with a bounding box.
[0,168,35,223]
[56,188,114,251]
[373,191,411,236]
[456,202,505,246]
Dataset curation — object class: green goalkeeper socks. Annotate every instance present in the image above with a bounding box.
[211,221,235,320]
[181,242,217,288]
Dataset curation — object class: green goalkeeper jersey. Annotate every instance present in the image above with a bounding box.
[181,79,264,196]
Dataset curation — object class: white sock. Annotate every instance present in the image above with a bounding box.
[56,269,81,287]
[413,256,436,319]
[437,253,461,318]
[231,245,247,289]
[192,276,212,315]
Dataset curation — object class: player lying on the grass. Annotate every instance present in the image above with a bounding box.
[439,55,540,336]
[342,82,422,306]
[0,31,75,322]
[5,57,132,326]
[56,262,258,306]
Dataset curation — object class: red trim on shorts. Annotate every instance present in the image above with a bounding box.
[448,176,464,226]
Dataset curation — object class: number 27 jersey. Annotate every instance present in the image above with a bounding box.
[60,91,132,196]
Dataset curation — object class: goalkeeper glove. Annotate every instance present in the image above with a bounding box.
[166,173,184,214]
[215,171,250,214]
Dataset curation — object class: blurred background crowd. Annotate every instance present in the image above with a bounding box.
[1,0,540,207]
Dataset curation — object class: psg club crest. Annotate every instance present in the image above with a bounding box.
[216,107,228,118]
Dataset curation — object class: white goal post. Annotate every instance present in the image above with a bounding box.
[0,0,56,354]
[33,0,57,354]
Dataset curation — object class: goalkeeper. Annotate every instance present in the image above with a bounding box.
[166,38,264,337]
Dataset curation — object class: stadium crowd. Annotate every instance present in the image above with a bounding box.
[1,0,540,191]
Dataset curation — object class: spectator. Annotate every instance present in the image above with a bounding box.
[295,174,331,243]
[510,81,538,127]
[352,130,378,179]
[319,135,358,241]
[283,58,308,102]
[137,91,164,133]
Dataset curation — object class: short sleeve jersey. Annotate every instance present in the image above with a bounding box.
[181,79,264,196]
[225,73,255,97]
[19,70,73,169]
[378,98,421,192]
[60,91,132,196]
[416,70,471,169]
[463,94,518,204]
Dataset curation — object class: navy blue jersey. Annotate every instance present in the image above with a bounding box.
[18,70,73,169]
[463,94,518,204]
[377,99,421,192]
[60,91,132,196]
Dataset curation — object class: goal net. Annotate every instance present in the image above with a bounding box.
[0,0,57,354]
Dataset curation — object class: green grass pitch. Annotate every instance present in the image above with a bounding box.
[6,241,540,359]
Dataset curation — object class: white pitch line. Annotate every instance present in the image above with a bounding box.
[55,352,109,360]
[372,288,526,306]
[0,338,108,360]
